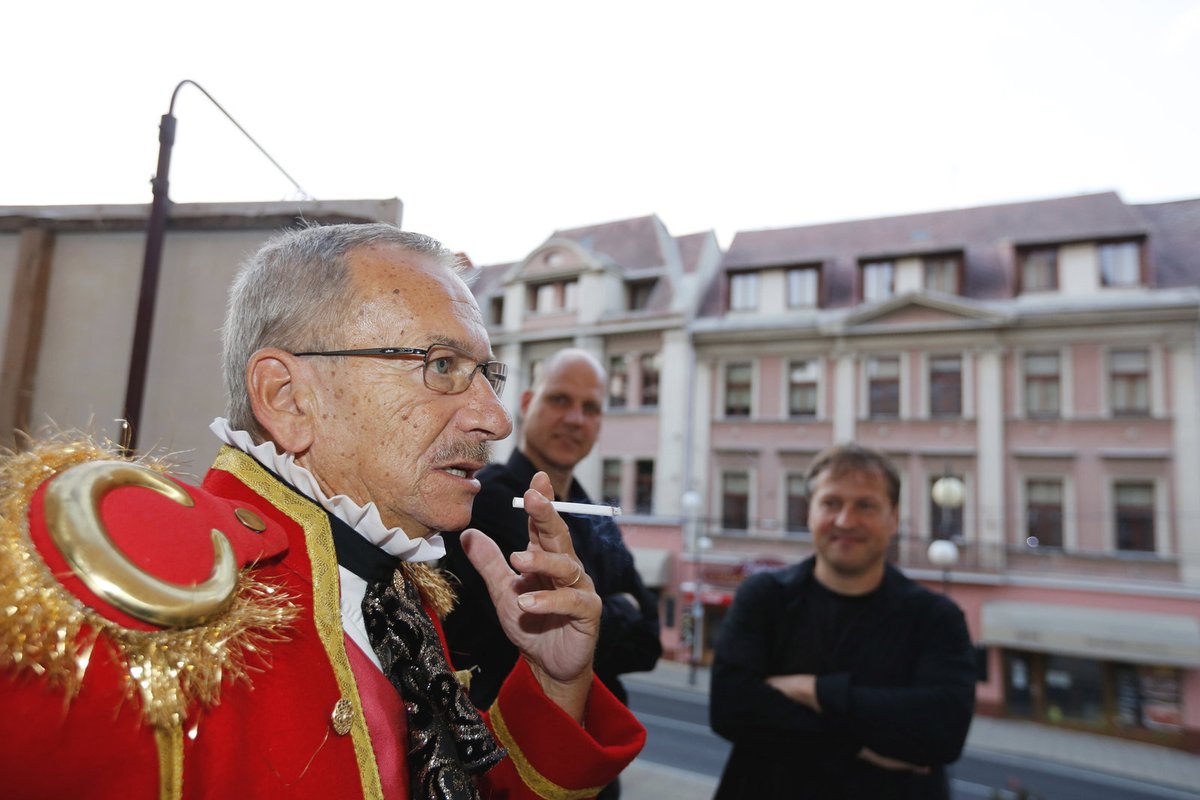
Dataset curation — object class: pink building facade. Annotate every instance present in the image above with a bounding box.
[469,193,1200,752]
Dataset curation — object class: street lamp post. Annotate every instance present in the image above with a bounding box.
[680,490,704,685]
[690,534,712,684]
[929,474,965,594]
[121,80,309,454]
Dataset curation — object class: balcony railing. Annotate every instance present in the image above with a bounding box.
[690,519,1186,587]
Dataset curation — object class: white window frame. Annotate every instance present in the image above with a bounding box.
[1015,347,1073,420]
[729,272,760,311]
[860,353,906,420]
[1105,477,1165,556]
[784,357,822,419]
[720,468,755,532]
[721,360,756,419]
[1017,474,1076,551]
[1098,241,1142,287]
[786,267,819,308]
[861,261,895,303]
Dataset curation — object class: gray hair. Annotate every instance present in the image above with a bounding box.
[221,223,460,439]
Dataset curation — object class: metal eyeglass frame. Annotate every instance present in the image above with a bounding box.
[292,344,507,398]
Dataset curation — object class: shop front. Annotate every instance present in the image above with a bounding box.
[982,601,1200,750]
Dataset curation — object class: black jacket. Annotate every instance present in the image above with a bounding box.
[440,450,662,707]
[710,557,976,799]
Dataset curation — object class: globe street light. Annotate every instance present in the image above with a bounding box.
[929,474,965,594]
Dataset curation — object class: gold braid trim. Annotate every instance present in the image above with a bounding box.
[0,435,300,733]
[155,725,184,800]
[490,702,605,800]
[211,446,385,800]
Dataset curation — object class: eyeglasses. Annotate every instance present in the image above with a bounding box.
[293,344,507,398]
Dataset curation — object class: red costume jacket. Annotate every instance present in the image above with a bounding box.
[0,442,644,799]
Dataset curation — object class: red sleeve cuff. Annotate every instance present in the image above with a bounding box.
[485,658,645,798]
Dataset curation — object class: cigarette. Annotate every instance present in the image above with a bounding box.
[511,497,622,517]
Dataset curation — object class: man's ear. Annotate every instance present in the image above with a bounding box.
[519,388,534,418]
[246,348,315,454]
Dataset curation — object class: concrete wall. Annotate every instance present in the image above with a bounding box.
[2,200,400,475]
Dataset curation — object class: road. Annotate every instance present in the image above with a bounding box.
[626,682,1200,800]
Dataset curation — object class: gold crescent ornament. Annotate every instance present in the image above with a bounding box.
[42,460,237,627]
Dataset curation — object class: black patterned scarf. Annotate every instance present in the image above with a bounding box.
[362,570,507,799]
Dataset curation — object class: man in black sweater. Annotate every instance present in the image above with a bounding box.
[710,443,976,799]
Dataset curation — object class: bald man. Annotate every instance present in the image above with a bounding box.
[441,350,662,799]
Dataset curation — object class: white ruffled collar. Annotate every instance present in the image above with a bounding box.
[209,418,444,563]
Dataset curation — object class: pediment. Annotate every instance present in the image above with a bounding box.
[830,292,1008,333]
[506,237,606,285]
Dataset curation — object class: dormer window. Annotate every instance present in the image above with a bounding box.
[627,279,657,311]
[1019,247,1058,292]
[729,271,759,311]
[861,261,895,302]
[786,266,819,308]
[1099,241,1142,287]
[528,279,578,314]
[923,255,962,294]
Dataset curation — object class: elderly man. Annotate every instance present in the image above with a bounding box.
[710,443,976,799]
[0,225,644,799]
[441,350,661,799]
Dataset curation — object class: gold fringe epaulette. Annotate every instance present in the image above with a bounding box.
[404,561,456,619]
[0,434,300,731]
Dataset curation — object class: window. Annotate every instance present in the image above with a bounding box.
[601,459,622,507]
[1025,479,1064,549]
[607,355,628,409]
[635,460,655,514]
[1044,655,1104,724]
[786,267,819,308]
[1024,352,1060,418]
[924,255,961,294]
[534,283,557,312]
[529,279,579,313]
[1110,349,1149,416]
[489,296,504,326]
[627,279,657,311]
[527,358,543,388]
[861,261,895,302]
[868,356,900,418]
[1114,482,1155,553]
[785,472,809,533]
[722,471,750,530]
[788,360,819,418]
[929,356,962,417]
[1099,241,1141,287]
[639,352,661,408]
[724,362,752,417]
[729,272,759,311]
[1020,248,1058,292]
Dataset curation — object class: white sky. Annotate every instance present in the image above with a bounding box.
[3,0,1198,266]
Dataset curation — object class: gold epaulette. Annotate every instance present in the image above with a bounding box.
[0,434,300,732]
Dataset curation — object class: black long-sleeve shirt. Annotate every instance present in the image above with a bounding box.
[710,558,976,800]
[440,450,662,708]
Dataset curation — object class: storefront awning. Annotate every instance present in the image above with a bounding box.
[631,548,672,589]
[980,601,1200,668]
